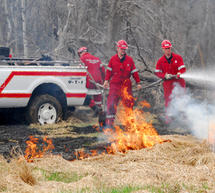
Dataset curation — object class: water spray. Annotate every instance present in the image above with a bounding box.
[180,70,215,88]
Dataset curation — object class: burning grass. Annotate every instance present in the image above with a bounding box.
[2,95,215,192]
[24,136,54,162]
[104,88,166,154]
[0,135,215,193]
[66,99,168,161]
[24,99,166,162]
[101,100,166,154]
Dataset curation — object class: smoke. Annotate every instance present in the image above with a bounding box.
[167,83,215,140]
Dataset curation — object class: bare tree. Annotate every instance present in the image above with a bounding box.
[21,0,28,57]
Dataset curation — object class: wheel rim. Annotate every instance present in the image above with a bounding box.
[38,103,57,124]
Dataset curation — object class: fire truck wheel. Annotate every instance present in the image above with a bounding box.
[27,94,63,125]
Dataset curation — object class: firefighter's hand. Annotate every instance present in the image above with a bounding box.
[137,83,142,90]
[176,72,181,79]
[103,80,109,89]
[165,73,172,80]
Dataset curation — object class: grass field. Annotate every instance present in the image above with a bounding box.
[1,134,215,193]
[0,107,215,193]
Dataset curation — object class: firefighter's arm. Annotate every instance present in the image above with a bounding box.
[104,60,112,88]
[155,61,165,79]
[131,70,141,90]
[100,64,106,83]
[105,65,112,80]
[131,60,140,82]
[176,56,186,79]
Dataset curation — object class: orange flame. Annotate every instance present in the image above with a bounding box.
[72,149,107,160]
[74,148,88,160]
[104,86,164,153]
[24,136,54,162]
[69,85,167,160]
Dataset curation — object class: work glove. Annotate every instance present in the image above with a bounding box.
[165,73,172,80]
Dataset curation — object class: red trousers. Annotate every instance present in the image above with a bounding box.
[163,79,186,124]
[163,79,186,108]
[106,80,134,126]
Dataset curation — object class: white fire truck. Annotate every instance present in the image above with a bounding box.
[0,47,102,125]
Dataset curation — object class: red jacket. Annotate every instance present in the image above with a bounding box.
[155,52,186,78]
[105,54,140,84]
[155,52,186,107]
[80,52,105,87]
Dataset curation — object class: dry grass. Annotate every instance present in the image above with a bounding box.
[0,156,8,192]
[0,156,37,193]
[0,135,215,193]
[16,158,37,186]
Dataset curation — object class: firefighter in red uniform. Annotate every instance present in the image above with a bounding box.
[155,40,186,123]
[78,47,105,116]
[103,40,142,127]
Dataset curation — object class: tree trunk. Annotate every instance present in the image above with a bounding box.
[21,0,28,57]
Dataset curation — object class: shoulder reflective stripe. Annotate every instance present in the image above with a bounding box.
[106,115,115,118]
[85,59,100,64]
[155,69,162,73]
[131,69,138,73]
[107,67,112,71]
[178,65,185,70]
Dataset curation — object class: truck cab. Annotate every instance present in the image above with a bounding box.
[0,48,102,125]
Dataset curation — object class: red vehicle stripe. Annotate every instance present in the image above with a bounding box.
[0,72,14,93]
[0,93,31,98]
[13,71,87,76]
[0,71,87,98]
[0,93,86,98]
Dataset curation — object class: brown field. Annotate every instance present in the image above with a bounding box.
[0,107,215,193]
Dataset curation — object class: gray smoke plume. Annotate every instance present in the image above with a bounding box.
[166,83,214,140]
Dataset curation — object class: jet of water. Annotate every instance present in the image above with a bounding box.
[181,70,215,87]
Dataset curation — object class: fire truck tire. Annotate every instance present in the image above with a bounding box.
[26,94,63,125]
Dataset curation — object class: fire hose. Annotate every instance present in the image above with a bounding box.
[133,79,163,92]
[133,79,163,106]
[133,74,181,105]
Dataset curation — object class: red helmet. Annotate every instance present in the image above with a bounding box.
[78,47,88,54]
[117,40,128,50]
[161,40,172,49]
